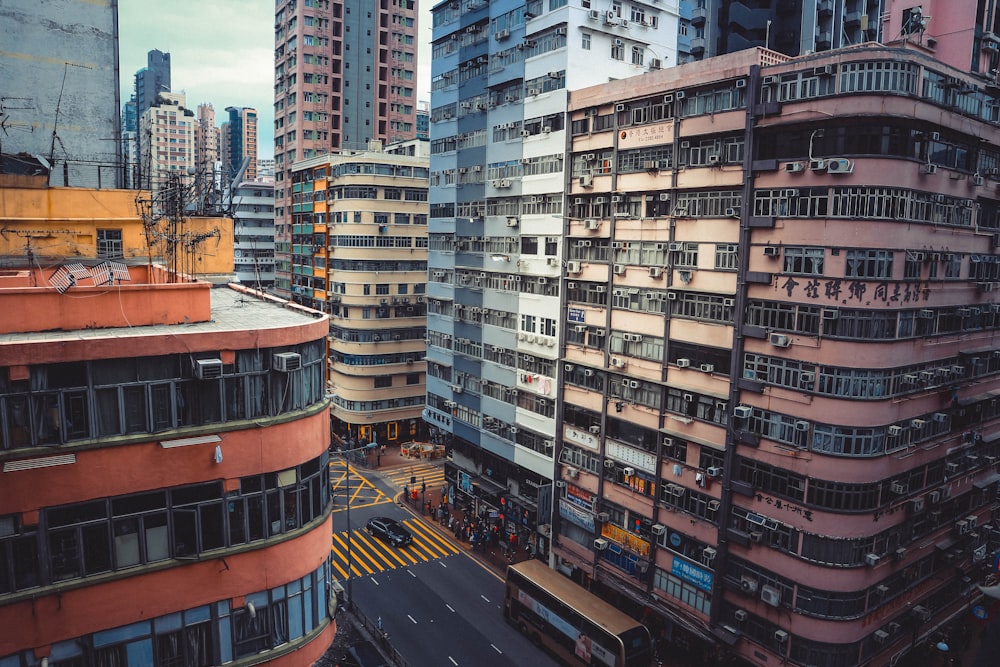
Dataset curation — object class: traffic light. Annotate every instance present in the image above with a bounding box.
[421,481,426,494]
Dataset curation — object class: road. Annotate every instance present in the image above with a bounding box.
[331,457,558,666]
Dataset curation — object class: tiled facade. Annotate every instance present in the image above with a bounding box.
[554,43,1000,665]
[426,0,678,561]
[138,92,196,197]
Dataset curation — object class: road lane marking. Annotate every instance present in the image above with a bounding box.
[407,614,417,624]
[445,604,455,612]
[480,594,490,603]
[370,577,380,586]
[408,569,416,577]
[448,657,457,666]
[490,644,502,654]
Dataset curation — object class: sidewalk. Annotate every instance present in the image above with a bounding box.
[343,441,533,577]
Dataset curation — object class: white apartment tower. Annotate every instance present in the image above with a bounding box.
[427,0,678,555]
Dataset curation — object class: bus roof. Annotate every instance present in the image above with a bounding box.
[508,560,644,636]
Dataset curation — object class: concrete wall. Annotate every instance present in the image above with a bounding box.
[0,0,121,188]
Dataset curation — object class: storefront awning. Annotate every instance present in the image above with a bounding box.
[474,475,507,493]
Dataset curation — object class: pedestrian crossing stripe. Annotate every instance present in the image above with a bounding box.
[380,464,445,488]
[330,518,460,579]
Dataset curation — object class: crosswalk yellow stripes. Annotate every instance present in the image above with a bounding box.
[379,462,446,490]
[330,518,460,579]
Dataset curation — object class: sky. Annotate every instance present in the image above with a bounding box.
[118,0,432,161]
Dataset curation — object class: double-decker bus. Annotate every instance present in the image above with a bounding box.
[505,560,652,666]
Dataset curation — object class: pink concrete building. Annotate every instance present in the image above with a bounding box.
[272,0,419,298]
[555,42,1000,666]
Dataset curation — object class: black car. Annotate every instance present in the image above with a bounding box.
[365,517,412,547]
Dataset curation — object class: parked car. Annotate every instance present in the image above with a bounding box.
[366,517,412,547]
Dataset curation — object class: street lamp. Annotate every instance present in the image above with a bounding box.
[334,440,376,602]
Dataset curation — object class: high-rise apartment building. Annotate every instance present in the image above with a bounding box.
[426,0,678,559]
[546,41,1000,666]
[224,106,258,182]
[138,92,196,195]
[0,0,121,188]
[233,179,277,289]
[273,0,420,298]
[291,140,429,446]
[675,0,885,64]
[194,104,220,211]
[0,169,336,667]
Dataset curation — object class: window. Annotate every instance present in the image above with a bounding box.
[97,229,124,259]
[374,376,392,389]
[582,33,591,50]
[631,47,644,66]
[715,243,739,270]
[611,42,624,61]
[783,247,824,275]
[845,249,893,279]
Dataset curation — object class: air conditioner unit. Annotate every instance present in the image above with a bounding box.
[668,242,684,252]
[895,547,908,560]
[865,553,881,567]
[555,480,567,488]
[707,466,723,477]
[827,158,854,174]
[613,264,626,275]
[589,425,601,434]
[594,538,609,550]
[769,333,790,347]
[566,467,579,478]
[194,358,224,379]
[809,159,827,171]
[974,545,988,561]
[623,333,643,342]
[874,630,890,644]
[733,406,752,419]
[920,163,938,175]
[584,219,600,230]
[912,606,931,622]
[891,481,908,495]
[622,466,635,476]
[763,245,780,257]
[273,352,302,372]
[648,266,663,278]
[910,418,926,429]
[702,547,717,561]
[588,9,600,20]
[762,75,778,86]
[675,358,691,368]
[794,420,810,432]
[973,174,985,186]
[700,363,715,373]
[651,524,666,536]
[507,218,519,228]
[888,425,904,436]
[610,357,626,368]
[649,58,662,70]
[740,576,758,593]
[734,609,748,622]
[761,585,781,607]
[566,261,582,274]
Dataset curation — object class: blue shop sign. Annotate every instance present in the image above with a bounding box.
[568,308,585,323]
[672,557,713,592]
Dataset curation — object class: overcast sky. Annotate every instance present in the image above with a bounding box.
[118,0,431,160]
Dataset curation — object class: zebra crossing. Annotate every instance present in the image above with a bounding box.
[379,461,445,492]
[330,518,460,579]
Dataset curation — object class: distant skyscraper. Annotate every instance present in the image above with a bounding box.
[1,0,121,187]
[224,106,258,182]
[272,0,420,298]
[134,49,172,120]
[194,104,220,211]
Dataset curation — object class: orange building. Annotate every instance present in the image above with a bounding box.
[0,169,235,281]
[0,254,335,660]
